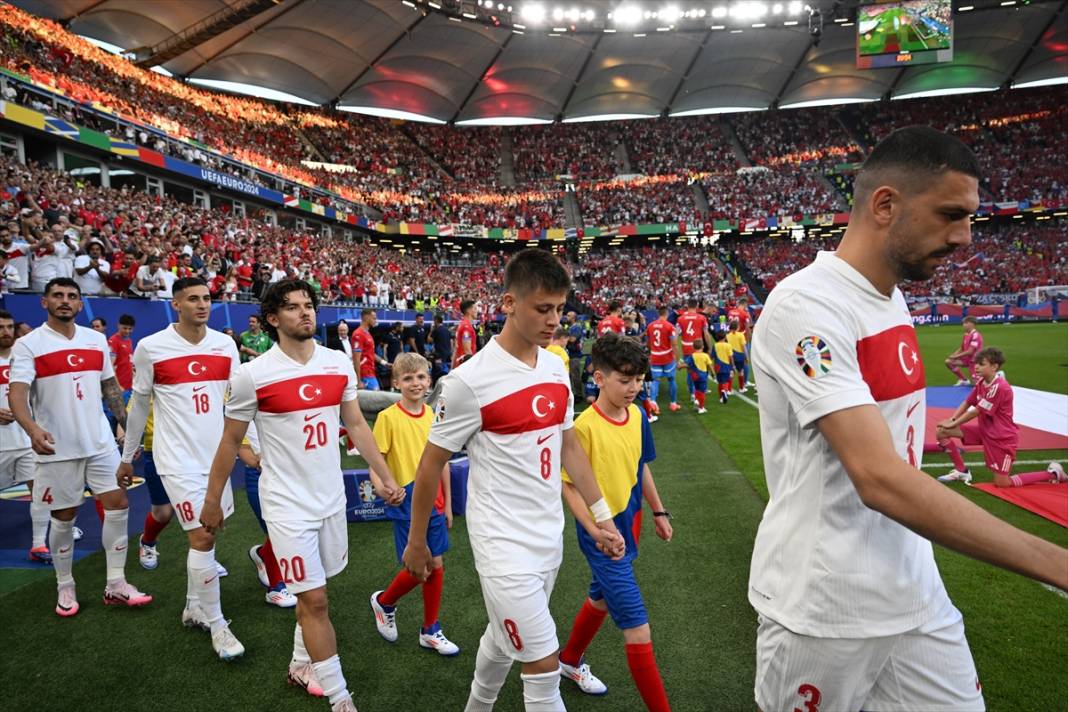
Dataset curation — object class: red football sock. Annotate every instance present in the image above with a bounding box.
[737,372,745,390]
[625,641,671,712]
[948,364,966,381]
[694,391,705,408]
[422,566,444,628]
[1010,471,1052,487]
[938,437,968,472]
[94,499,105,522]
[141,511,169,545]
[260,537,284,588]
[559,599,608,667]
[379,569,422,607]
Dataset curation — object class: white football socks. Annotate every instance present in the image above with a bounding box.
[30,501,49,548]
[311,654,350,705]
[520,670,566,711]
[188,547,225,633]
[292,622,311,664]
[49,517,75,587]
[466,626,513,712]
[101,508,129,585]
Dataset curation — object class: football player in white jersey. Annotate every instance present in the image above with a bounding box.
[403,250,625,712]
[0,309,51,563]
[749,127,1068,712]
[117,277,244,660]
[8,278,152,616]
[201,279,399,712]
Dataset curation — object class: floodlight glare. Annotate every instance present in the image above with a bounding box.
[520,3,545,22]
[660,5,681,22]
[712,6,727,18]
[615,4,642,24]
[553,7,564,20]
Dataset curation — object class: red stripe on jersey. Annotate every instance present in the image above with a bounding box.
[153,354,233,384]
[255,374,349,414]
[856,324,926,402]
[480,383,569,434]
[33,349,104,378]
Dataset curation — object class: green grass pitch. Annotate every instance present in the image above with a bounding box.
[1,322,1065,710]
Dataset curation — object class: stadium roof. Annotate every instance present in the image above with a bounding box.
[15,0,1067,123]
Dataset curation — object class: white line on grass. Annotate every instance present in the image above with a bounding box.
[1041,583,1068,600]
[734,392,759,409]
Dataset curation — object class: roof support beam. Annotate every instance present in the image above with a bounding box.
[451,31,514,124]
[335,11,429,104]
[178,0,310,76]
[772,36,813,108]
[559,34,602,120]
[665,30,712,116]
[1006,0,1065,86]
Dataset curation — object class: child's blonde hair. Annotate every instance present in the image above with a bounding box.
[392,352,429,378]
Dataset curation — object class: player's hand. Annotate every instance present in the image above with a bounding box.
[445,508,454,529]
[936,419,955,431]
[29,427,56,456]
[402,540,433,581]
[116,461,135,489]
[200,498,225,535]
[654,515,673,542]
[594,520,626,560]
[114,423,125,448]
[0,407,15,425]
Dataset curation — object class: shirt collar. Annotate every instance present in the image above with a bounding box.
[815,251,895,302]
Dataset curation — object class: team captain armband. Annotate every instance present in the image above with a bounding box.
[589,498,613,523]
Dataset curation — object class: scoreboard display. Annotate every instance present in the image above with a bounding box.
[857,0,953,69]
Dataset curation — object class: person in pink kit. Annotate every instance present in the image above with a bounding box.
[937,347,1067,486]
[944,316,982,385]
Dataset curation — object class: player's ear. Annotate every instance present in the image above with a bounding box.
[501,291,516,316]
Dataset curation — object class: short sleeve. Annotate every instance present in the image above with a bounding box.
[73,254,89,269]
[8,338,35,385]
[224,338,241,380]
[427,374,482,453]
[754,290,874,429]
[372,408,392,456]
[561,415,592,485]
[224,365,258,422]
[98,334,115,381]
[562,377,575,431]
[131,342,153,394]
[640,412,656,464]
[341,355,359,402]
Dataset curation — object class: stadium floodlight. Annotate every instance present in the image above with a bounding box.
[712,6,727,18]
[552,6,564,20]
[583,8,595,21]
[788,1,803,12]
[520,3,546,22]
[615,4,643,24]
[660,5,681,23]
[566,7,580,22]
[772,3,783,13]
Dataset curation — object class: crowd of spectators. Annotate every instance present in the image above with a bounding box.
[621,116,738,176]
[512,122,623,182]
[702,169,840,219]
[405,123,502,186]
[857,87,1068,205]
[733,108,864,171]
[578,176,701,226]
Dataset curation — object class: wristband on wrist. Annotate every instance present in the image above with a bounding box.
[653,510,672,519]
[589,498,612,523]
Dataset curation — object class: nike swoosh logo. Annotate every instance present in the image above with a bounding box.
[203,575,218,585]
[115,544,127,551]
[907,401,920,418]
[192,385,206,393]
[72,375,83,381]
[59,546,71,554]
[304,413,320,421]
[536,433,552,445]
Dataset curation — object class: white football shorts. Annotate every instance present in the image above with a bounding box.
[266,509,348,595]
[33,448,120,510]
[0,447,34,489]
[478,567,560,664]
[755,601,984,712]
[160,472,234,532]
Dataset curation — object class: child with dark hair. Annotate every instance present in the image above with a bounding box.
[937,347,1066,487]
[712,330,735,404]
[557,332,673,709]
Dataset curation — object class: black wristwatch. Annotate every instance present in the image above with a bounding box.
[652,511,672,519]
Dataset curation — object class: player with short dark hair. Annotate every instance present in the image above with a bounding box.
[596,301,625,337]
[646,306,679,411]
[117,276,244,660]
[675,299,710,404]
[90,317,107,333]
[108,314,136,402]
[936,347,1067,487]
[749,126,1067,711]
[402,249,624,711]
[352,308,385,390]
[202,279,398,710]
[945,316,983,386]
[557,332,673,709]
[8,277,151,617]
[453,299,479,369]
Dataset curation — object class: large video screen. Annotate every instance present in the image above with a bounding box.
[857,0,953,69]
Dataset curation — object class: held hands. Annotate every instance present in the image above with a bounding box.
[594,520,626,560]
[374,479,407,507]
[116,461,135,489]
[402,540,432,581]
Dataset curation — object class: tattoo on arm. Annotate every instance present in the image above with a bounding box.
[101,377,127,429]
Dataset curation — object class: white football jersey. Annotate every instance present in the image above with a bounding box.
[1,354,32,451]
[225,343,358,522]
[429,337,574,577]
[749,251,947,638]
[9,324,114,461]
[130,325,240,475]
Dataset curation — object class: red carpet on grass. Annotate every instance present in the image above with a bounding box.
[973,483,1068,528]
[924,406,1068,451]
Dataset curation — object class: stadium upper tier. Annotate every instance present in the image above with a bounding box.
[0,3,1064,235]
